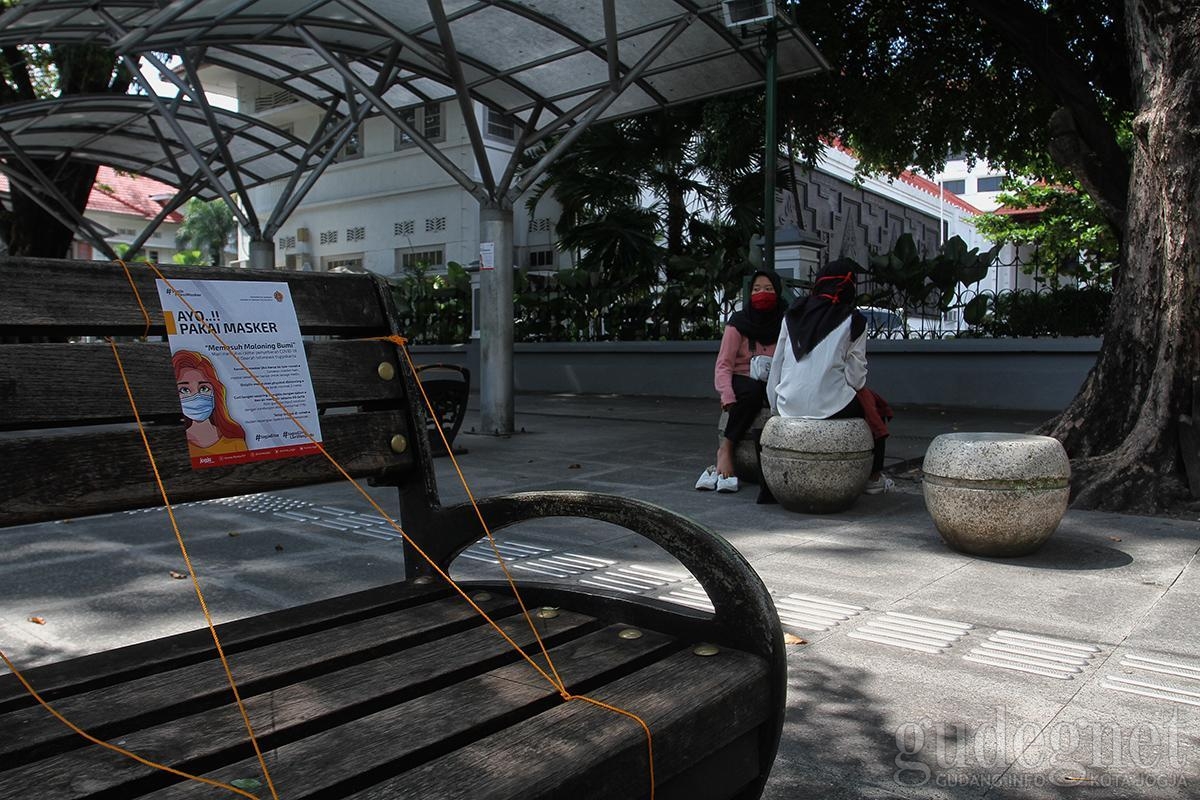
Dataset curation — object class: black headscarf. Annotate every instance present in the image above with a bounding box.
[728,268,787,346]
[785,258,867,360]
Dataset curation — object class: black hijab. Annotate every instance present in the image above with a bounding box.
[728,269,786,346]
[785,258,867,360]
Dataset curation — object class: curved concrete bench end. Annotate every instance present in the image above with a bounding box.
[923,432,1070,557]
[760,416,873,513]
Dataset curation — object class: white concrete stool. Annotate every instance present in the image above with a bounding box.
[760,417,874,513]
[923,432,1070,557]
[716,407,772,483]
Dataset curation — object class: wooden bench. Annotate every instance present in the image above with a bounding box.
[0,258,786,800]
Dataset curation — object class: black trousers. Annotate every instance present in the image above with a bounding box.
[829,395,887,474]
[722,374,768,444]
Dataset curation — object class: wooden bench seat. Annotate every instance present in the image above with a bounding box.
[0,257,785,799]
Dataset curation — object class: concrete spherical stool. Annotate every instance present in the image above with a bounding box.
[923,432,1070,557]
[717,407,772,483]
[760,416,874,513]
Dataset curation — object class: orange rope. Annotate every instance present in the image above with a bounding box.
[391,340,655,797]
[0,651,259,798]
[147,270,566,692]
[115,259,153,339]
[395,342,567,693]
[566,694,655,790]
[106,337,281,800]
[2,261,656,799]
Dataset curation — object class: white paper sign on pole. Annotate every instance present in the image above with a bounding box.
[156,279,322,470]
[479,242,495,270]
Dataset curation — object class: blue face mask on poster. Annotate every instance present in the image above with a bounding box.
[181,393,215,422]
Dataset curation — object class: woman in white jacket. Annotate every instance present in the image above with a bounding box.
[766,259,893,494]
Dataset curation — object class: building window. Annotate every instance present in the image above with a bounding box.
[117,227,137,236]
[321,254,364,272]
[148,250,160,263]
[528,249,556,268]
[320,230,338,245]
[254,90,297,112]
[528,217,552,233]
[279,235,296,250]
[941,179,966,194]
[425,216,446,233]
[347,226,366,242]
[976,176,1005,192]
[394,220,415,237]
[485,107,516,141]
[338,125,363,161]
[396,247,445,272]
[394,103,444,149]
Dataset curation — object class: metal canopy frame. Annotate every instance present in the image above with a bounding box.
[0,0,829,202]
[0,0,830,433]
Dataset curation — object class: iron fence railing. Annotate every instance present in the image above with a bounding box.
[391,250,1113,344]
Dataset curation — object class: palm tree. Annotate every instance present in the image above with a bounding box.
[175,198,235,266]
[525,98,772,339]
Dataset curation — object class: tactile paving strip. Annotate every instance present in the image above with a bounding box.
[457,540,553,564]
[580,564,689,595]
[848,612,973,655]
[964,630,1100,679]
[1103,653,1200,707]
[774,593,866,632]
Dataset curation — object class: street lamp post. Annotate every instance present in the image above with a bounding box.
[762,18,777,272]
[722,1,780,271]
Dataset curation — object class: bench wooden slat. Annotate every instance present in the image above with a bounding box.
[0,410,415,527]
[0,340,404,428]
[0,582,449,713]
[0,593,523,765]
[139,624,680,800]
[0,258,387,335]
[0,608,602,799]
[346,646,770,800]
[0,254,785,800]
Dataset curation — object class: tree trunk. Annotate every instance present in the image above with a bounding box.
[2,160,99,258]
[1041,1,1200,511]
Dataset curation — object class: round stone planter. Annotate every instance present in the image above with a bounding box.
[716,407,772,484]
[760,416,873,513]
[922,432,1070,557]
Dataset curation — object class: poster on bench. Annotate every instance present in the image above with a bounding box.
[156,279,323,469]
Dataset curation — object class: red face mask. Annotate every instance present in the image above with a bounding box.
[750,291,776,311]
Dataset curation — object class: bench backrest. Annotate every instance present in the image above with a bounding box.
[0,257,438,528]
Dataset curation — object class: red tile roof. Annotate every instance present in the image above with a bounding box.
[824,138,984,215]
[0,166,184,223]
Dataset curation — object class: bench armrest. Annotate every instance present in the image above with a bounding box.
[416,490,782,661]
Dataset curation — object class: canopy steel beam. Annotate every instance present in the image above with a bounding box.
[115,58,259,234]
[126,173,202,255]
[513,13,694,198]
[290,22,488,203]
[428,0,496,197]
[110,0,207,54]
[0,131,118,259]
[339,0,447,74]
[264,115,362,239]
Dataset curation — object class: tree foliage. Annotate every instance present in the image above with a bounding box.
[0,17,136,257]
[175,198,235,266]
[782,0,1131,244]
[973,181,1119,284]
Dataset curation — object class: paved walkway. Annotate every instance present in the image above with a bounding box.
[2,393,1197,797]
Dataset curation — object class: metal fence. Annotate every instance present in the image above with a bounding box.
[392,251,1113,343]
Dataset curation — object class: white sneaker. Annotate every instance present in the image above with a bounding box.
[695,466,719,491]
[716,474,739,493]
[864,476,895,495]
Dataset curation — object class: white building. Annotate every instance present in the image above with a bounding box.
[0,167,189,263]
[229,83,567,279]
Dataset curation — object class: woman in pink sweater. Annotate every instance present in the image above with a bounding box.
[696,269,785,493]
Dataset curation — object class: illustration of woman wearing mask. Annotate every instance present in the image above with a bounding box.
[173,350,248,458]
